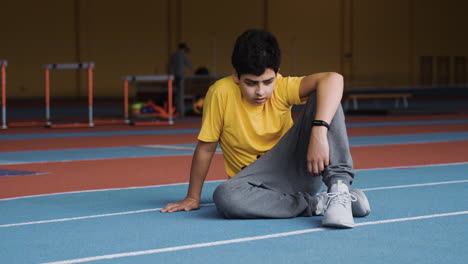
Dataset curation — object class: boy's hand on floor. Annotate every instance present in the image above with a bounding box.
[160,197,200,213]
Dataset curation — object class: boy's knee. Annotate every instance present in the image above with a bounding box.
[212,182,229,208]
[213,181,247,219]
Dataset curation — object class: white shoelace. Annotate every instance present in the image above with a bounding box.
[326,191,358,208]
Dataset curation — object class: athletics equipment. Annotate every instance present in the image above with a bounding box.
[123,75,175,126]
[45,62,95,128]
[1,60,6,129]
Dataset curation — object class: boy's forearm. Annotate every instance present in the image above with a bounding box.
[186,142,217,200]
[186,167,206,201]
[315,73,344,124]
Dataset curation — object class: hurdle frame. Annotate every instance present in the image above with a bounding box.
[123,75,174,126]
[45,62,95,128]
[1,60,7,129]
[1,60,48,128]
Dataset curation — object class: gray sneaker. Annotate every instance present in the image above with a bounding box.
[311,191,329,216]
[350,188,371,217]
[312,188,370,217]
[321,180,355,228]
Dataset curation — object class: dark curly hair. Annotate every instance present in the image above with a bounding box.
[231,29,281,77]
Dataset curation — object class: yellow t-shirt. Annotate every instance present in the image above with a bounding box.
[198,74,304,177]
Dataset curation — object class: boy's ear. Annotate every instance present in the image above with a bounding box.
[232,70,240,84]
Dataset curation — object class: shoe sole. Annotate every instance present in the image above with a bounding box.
[322,219,355,229]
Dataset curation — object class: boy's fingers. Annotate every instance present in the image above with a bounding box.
[312,162,319,176]
[307,161,313,174]
[318,162,324,174]
[162,200,198,213]
[161,203,180,213]
[311,160,327,176]
[308,157,328,176]
[168,206,181,212]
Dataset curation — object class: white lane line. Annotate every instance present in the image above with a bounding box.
[0,180,226,201]
[0,204,214,228]
[355,211,468,227]
[0,152,199,166]
[141,144,222,153]
[2,179,467,228]
[356,161,468,171]
[361,179,468,191]
[39,211,468,264]
[140,145,197,151]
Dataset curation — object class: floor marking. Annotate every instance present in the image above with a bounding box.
[0,168,46,177]
[2,179,468,228]
[140,145,198,151]
[355,211,468,227]
[141,144,222,153]
[39,211,468,264]
[362,179,468,191]
[0,152,197,166]
[346,119,468,128]
[0,180,226,201]
[0,128,201,141]
[356,161,468,171]
[2,162,467,201]
[0,204,214,228]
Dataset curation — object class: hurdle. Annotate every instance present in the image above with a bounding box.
[45,62,94,128]
[1,60,7,129]
[123,75,174,126]
[0,60,47,128]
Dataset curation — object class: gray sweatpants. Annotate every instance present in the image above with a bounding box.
[212,94,354,219]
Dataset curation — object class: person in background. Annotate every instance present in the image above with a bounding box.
[169,43,194,117]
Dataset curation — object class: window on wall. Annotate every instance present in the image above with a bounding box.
[436,56,450,86]
[454,56,467,85]
[420,56,433,86]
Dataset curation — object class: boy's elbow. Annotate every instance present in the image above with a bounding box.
[326,72,344,93]
[326,72,344,84]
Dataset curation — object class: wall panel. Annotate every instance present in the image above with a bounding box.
[269,0,342,76]
[79,0,168,97]
[413,0,468,85]
[1,0,467,98]
[179,0,264,76]
[0,0,76,97]
[352,0,410,88]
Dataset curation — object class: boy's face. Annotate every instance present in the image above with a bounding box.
[233,68,277,106]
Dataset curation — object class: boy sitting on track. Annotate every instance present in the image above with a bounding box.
[162,29,370,228]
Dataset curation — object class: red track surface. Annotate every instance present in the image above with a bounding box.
[1,140,467,199]
[0,155,227,199]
